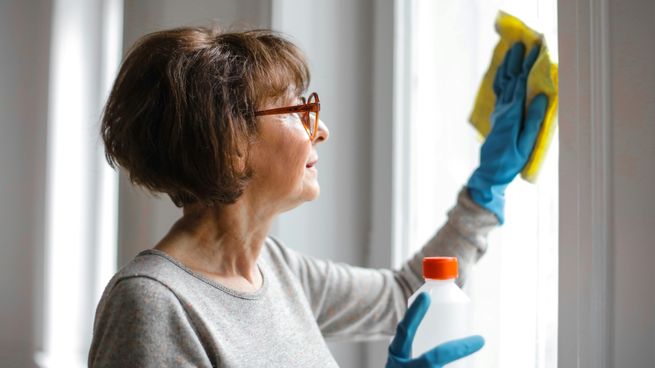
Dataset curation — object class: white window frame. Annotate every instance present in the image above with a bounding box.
[557,0,612,366]
[37,0,122,366]
[365,1,412,365]
[367,0,612,367]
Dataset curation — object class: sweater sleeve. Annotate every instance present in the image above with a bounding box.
[88,277,213,368]
[402,187,499,288]
[273,187,498,342]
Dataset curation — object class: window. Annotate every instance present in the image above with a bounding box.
[37,1,122,366]
[401,1,558,367]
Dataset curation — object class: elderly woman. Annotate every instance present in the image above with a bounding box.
[88,27,546,367]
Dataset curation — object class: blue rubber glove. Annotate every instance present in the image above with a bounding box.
[386,293,484,368]
[467,42,549,224]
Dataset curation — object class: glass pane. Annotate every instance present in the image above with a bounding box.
[405,0,558,367]
[305,112,315,136]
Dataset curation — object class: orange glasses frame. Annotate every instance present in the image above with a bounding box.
[254,92,320,141]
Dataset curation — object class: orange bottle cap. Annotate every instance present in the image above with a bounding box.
[423,257,458,280]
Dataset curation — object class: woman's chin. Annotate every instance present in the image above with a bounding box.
[310,188,320,201]
[304,183,320,201]
[302,171,320,201]
[279,186,319,214]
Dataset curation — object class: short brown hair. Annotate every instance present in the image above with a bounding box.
[101,27,310,207]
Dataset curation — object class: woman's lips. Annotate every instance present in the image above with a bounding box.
[306,159,318,168]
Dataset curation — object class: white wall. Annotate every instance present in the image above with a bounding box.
[0,1,51,367]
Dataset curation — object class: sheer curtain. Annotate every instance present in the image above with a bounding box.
[404,0,558,367]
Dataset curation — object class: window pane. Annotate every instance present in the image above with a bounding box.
[405,0,558,367]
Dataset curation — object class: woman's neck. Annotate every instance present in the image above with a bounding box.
[154,197,274,291]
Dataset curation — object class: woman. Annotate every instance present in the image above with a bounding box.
[89,27,546,367]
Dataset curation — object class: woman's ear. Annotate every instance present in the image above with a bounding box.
[235,137,254,175]
[234,148,247,173]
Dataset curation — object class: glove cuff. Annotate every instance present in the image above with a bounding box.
[466,174,507,224]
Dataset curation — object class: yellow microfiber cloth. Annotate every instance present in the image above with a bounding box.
[469,11,558,183]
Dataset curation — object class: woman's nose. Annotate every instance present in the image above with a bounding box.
[313,118,330,144]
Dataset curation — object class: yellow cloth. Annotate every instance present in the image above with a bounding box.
[469,11,558,183]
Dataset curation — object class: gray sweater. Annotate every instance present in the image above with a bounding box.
[88,189,497,367]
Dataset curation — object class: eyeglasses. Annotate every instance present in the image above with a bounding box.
[255,92,320,141]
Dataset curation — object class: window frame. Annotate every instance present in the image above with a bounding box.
[557,0,612,366]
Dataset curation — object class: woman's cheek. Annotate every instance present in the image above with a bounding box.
[279,117,311,165]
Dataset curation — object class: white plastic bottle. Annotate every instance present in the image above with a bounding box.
[408,257,473,366]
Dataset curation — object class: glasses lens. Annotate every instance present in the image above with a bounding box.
[307,94,318,138]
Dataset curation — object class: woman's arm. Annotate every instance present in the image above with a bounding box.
[402,188,498,288]
[270,188,496,342]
